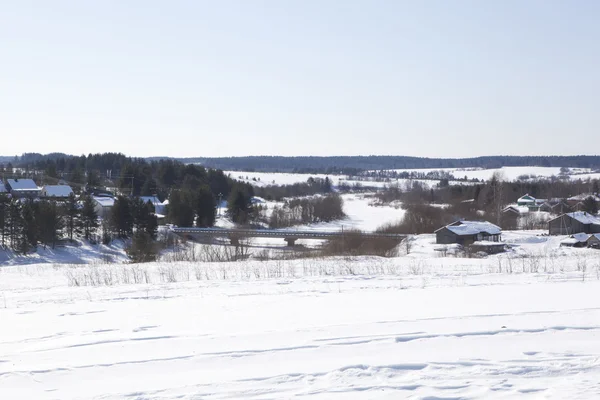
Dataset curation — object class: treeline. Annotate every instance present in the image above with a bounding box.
[163,155,600,173]
[0,194,99,253]
[269,194,345,228]
[0,153,253,206]
[253,177,333,201]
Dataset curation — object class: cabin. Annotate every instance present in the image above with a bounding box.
[516,194,546,211]
[560,233,590,248]
[548,212,600,235]
[435,220,502,245]
[138,196,166,215]
[41,185,74,200]
[567,194,600,208]
[551,200,571,215]
[6,179,41,198]
[93,196,115,219]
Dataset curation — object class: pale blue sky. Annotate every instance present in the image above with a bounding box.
[1,1,599,157]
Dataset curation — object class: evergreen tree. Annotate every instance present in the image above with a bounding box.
[133,198,158,239]
[110,196,134,238]
[227,185,253,224]
[21,200,38,249]
[37,200,63,249]
[582,196,599,215]
[196,185,217,227]
[62,193,80,241]
[0,194,9,248]
[126,231,159,263]
[167,190,195,227]
[80,195,99,240]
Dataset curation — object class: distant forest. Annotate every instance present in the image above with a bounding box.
[4,154,600,173]
[156,155,600,173]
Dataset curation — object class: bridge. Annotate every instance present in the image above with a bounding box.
[170,227,405,246]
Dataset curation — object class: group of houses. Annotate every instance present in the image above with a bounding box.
[503,193,600,217]
[435,193,600,253]
[0,178,167,221]
[0,178,74,199]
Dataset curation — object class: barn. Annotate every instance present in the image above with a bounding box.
[548,212,600,235]
[435,220,502,245]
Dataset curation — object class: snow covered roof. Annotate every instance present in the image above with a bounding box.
[42,185,74,197]
[559,212,600,226]
[436,220,502,236]
[503,205,529,214]
[588,234,600,241]
[139,196,162,205]
[7,178,39,191]
[568,193,600,202]
[570,233,590,243]
[93,196,115,207]
[517,194,536,203]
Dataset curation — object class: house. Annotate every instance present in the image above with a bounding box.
[548,212,600,235]
[93,196,115,219]
[6,178,41,198]
[560,233,590,248]
[567,194,600,208]
[516,194,547,212]
[0,182,6,194]
[435,220,502,245]
[41,185,74,200]
[587,234,600,249]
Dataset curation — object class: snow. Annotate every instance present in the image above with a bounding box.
[42,185,74,197]
[4,252,600,399]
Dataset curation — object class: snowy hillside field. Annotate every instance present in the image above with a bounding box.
[3,237,600,399]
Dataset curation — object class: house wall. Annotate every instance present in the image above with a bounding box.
[587,236,600,248]
[436,228,458,244]
[549,215,588,235]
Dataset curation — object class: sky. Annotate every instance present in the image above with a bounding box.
[1,1,599,158]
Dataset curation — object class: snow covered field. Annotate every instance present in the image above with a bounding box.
[227,167,600,188]
[3,251,600,399]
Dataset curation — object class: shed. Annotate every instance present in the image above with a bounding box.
[560,233,590,248]
[93,196,115,219]
[587,234,600,249]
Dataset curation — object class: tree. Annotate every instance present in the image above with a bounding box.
[133,198,158,239]
[0,194,9,248]
[582,196,599,215]
[227,185,253,224]
[80,195,99,240]
[62,193,80,241]
[126,231,159,263]
[196,185,216,227]
[21,200,38,250]
[37,200,63,249]
[110,196,134,238]
[167,190,195,227]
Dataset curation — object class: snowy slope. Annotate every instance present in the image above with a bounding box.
[3,259,600,399]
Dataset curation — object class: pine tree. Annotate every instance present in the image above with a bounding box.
[62,193,81,241]
[167,190,195,227]
[110,196,134,238]
[227,185,253,224]
[21,200,38,250]
[133,198,158,239]
[80,194,99,240]
[0,194,9,248]
[196,185,216,227]
[37,200,64,249]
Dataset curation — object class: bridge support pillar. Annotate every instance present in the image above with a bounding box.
[230,237,240,245]
[284,238,297,247]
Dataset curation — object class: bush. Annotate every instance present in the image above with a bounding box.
[322,229,401,257]
[126,232,159,263]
